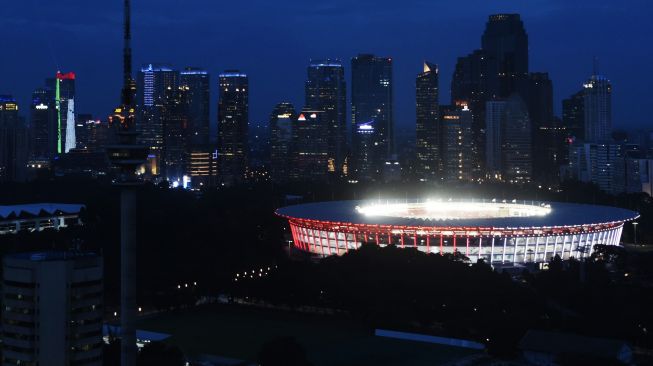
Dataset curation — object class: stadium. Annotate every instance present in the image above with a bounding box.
[276,199,639,264]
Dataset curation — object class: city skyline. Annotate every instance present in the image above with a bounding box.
[1,1,651,135]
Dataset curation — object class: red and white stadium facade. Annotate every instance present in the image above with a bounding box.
[276,200,639,264]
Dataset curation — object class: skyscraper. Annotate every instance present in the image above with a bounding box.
[162,86,189,183]
[291,109,328,181]
[351,54,393,180]
[562,90,585,141]
[583,74,612,142]
[502,94,532,183]
[481,14,529,97]
[440,105,473,181]
[415,61,440,181]
[180,67,210,147]
[64,98,76,152]
[523,72,559,183]
[485,100,507,180]
[29,87,57,161]
[305,60,346,175]
[451,50,496,179]
[0,96,27,182]
[269,102,296,183]
[1,251,103,366]
[136,63,179,176]
[217,70,249,185]
[46,72,76,155]
[485,94,532,183]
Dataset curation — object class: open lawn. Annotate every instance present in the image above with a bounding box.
[136,304,479,365]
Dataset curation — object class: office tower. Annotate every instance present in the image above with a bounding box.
[485,94,531,183]
[291,109,328,180]
[65,99,76,152]
[136,63,179,175]
[440,105,473,181]
[0,96,27,182]
[46,72,76,154]
[451,50,496,179]
[351,54,393,179]
[217,70,249,185]
[562,90,585,141]
[614,150,653,195]
[180,67,210,147]
[249,120,270,172]
[481,14,529,97]
[583,74,612,142]
[1,251,103,365]
[523,72,558,183]
[415,61,440,181]
[269,102,296,183]
[75,113,93,150]
[353,121,376,181]
[305,59,346,175]
[567,142,621,192]
[187,148,217,188]
[29,87,57,161]
[162,86,189,183]
[485,100,507,180]
[503,94,532,183]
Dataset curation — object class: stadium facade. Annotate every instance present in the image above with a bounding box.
[276,200,639,264]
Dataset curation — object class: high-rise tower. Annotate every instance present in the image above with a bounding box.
[481,14,529,97]
[583,74,612,143]
[269,102,296,183]
[47,72,76,154]
[217,71,249,185]
[180,67,210,148]
[415,61,440,181]
[305,59,346,175]
[351,54,393,180]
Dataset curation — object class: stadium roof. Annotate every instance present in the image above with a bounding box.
[276,200,639,229]
[0,203,85,220]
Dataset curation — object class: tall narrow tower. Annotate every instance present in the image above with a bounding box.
[106,1,147,366]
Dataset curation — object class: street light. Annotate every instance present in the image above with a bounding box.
[633,222,639,245]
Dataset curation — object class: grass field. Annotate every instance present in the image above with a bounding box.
[136,304,479,365]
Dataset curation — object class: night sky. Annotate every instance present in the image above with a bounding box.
[1,0,651,137]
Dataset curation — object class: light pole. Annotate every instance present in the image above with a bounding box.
[633,222,639,246]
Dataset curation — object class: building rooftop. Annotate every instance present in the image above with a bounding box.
[6,250,98,262]
[276,200,639,229]
[0,203,85,220]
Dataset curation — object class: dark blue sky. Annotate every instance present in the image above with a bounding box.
[1,0,651,136]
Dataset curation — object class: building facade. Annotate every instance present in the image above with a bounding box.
[0,96,27,182]
[46,72,76,155]
[180,67,210,148]
[2,251,103,366]
[291,109,328,181]
[269,102,296,183]
[415,61,440,181]
[305,60,346,176]
[481,13,529,98]
[351,54,393,180]
[137,64,179,176]
[29,87,57,162]
[441,105,473,182]
[217,70,249,185]
[583,74,612,143]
